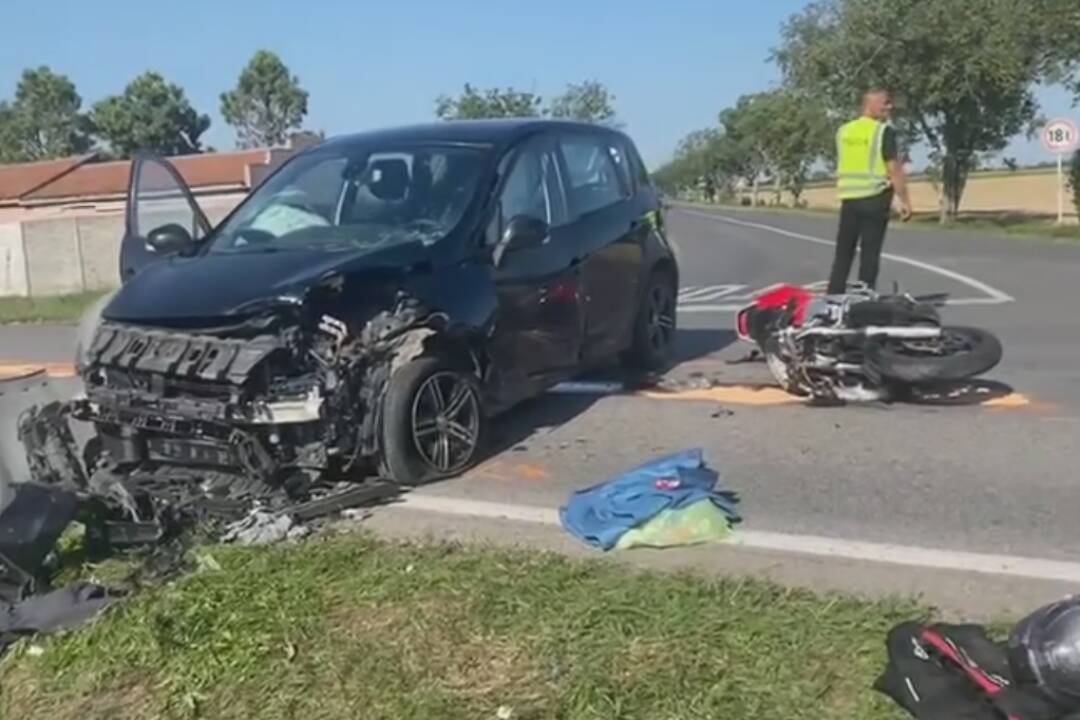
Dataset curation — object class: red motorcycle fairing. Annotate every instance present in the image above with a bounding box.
[736,284,815,341]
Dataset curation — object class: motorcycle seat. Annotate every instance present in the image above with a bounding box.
[847,299,939,328]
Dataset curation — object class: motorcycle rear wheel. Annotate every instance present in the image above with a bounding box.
[864,326,1002,384]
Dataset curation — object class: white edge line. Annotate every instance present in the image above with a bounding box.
[679,297,1004,314]
[397,494,1080,584]
[681,209,1015,305]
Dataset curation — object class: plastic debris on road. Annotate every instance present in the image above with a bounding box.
[614,499,734,550]
[559,448,740,551]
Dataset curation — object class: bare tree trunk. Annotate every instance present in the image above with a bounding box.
[938,153,970,224]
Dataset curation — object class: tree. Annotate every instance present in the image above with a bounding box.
[91,72,210,157]
[717,94,784,205]
[775,0,1048,222]
[220,50,309,148]
[720,90,833,204]
[548,80,617,124]
[0,66,91,162]
[653,127,733,201]
[1038,0,1080,101]
[435,84,543,120]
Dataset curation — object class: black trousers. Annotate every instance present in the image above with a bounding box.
[827,189,893,295]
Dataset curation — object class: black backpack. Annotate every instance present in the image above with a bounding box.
[875,621,1076,720]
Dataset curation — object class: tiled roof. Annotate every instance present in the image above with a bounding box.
[0,155,93,203]
[0,149,278,205]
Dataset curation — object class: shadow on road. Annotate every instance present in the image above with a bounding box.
[477,328,739,462]
[674,328,739,364]
[895,379,1016,406]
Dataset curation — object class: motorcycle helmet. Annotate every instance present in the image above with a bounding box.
[1007,595,1080,709]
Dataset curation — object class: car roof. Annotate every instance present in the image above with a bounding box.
[319,119,632,152]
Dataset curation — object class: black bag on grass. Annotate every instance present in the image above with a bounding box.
[875,621,1074,720]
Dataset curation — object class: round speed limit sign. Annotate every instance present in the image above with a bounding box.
[1043,118,1079,154]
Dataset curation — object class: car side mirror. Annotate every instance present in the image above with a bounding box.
[146,223,195,255]
[501,215,549,253]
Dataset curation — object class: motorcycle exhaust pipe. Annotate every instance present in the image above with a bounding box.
[795,326,942,340]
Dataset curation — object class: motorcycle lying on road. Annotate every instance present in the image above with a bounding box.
[734,282,1004,404]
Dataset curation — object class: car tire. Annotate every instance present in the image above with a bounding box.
[623,267,678,372]
[380,356,485,486]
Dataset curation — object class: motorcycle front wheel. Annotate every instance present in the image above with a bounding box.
[762,336,810,396]
[864,326,1003,384]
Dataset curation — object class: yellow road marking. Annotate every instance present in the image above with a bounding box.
[981,393,1031,408]
[0,361,76,381]
[638,386,799,406]
[0,360,1040,411]
[639,384,1034,409]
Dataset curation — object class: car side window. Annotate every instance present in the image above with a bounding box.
[606,142,633,197]
[559,134,625,218]
[627,142,651,189]
[489,139,568,245]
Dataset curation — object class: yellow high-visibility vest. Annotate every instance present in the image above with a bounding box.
[836,117,891,200]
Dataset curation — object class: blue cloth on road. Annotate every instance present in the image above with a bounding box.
[558,449,740,551]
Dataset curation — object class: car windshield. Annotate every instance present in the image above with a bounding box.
[207,143,490,254]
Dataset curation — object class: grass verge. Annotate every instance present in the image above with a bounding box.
[677,200,1080,242]
[0,290,110,324]
[0,532,922,720]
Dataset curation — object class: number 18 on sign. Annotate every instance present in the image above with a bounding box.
[1043,119,1079,225]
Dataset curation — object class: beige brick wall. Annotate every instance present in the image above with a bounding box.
[0,190,248,297]
[0,222,28,297]
[23,218,83,295]
[76,215,125,291]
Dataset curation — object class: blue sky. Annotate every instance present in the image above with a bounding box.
[1,0,1075,168]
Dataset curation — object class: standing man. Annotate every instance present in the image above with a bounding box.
[827,89,913,295]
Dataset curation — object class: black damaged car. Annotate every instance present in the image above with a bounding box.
[74,119,679,488]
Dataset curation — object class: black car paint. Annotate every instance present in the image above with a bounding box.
[110,120,676,412]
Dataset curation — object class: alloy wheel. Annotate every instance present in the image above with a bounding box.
[410,371,481,474]
[646,283,676,354]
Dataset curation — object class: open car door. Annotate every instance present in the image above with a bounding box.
[119,152,211,282]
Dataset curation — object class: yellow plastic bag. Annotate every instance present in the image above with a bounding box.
[614,499,733,550]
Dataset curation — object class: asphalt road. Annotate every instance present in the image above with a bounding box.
[430,207,1080,558]
[5,206,1080,613]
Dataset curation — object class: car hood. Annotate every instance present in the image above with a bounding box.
[103,243,431,327]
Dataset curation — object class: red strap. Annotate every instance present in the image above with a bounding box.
[920,629,1020,720]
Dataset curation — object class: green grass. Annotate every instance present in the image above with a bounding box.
[907,213,1080,242]
[0,532,924,720]
[0,290,110,324]
[676,199,1080,242]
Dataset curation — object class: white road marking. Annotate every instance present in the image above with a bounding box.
[676,282,776,313]
[397,493,1080,584]
[681,209,1015,306]
[689,285,745,302]
[678,285,744,302]
[680,304,746,313]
